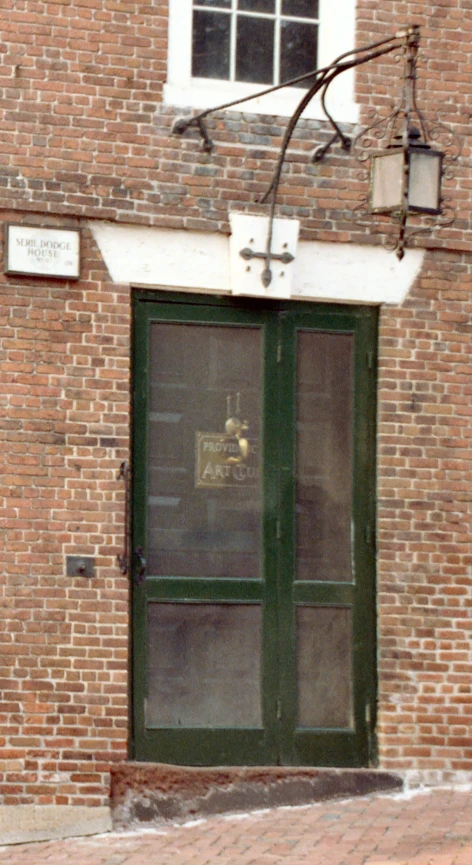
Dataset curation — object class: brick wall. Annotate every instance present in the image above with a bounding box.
[0,228,130,804]
[377,251,472,782]
[0,1,471,804]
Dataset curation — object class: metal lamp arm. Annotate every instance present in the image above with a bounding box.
[172,30,414,152]
[258,34,414,208]
[170,26,428,282]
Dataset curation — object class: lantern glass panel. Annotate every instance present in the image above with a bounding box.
[370,150,404,212]
[408,148,442,214]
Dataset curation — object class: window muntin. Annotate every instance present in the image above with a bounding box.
[191,0,319,87]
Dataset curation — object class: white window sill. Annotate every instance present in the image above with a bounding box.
[164,78,359,124]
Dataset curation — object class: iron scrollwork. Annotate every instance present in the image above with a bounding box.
[171,26,460,267]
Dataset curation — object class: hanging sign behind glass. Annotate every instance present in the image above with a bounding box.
[195,432,259,488]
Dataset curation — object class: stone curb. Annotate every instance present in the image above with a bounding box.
[0,806,112,846]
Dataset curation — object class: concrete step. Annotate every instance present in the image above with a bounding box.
[110,763,403,829]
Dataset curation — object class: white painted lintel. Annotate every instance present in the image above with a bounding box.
[89,222,424,306]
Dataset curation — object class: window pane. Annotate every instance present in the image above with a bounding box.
[192,10,231,79]
[238,0,275,12]
[297,606,353,728]
[194,0,231,7]
[295,331,353,582]
[147,323,262,579]
[282,0,318,18]
[147,603,262,727]
[236,16,274,84]
[280,20,317,84]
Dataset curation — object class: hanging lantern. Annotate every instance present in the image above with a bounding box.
[370,130,443,216]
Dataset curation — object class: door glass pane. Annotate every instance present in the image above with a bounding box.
[147,603,262,727]
[296,331,353,582]
[296,606,353,728]
[147,323,261,578]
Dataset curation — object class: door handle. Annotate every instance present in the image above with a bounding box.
[134,546,147,585]
[117,461,130,574]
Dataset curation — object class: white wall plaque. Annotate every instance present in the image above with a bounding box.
[5,224,80,279]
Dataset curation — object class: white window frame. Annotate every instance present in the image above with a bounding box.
[165,0,359,122]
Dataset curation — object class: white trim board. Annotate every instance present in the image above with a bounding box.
[89,222,424,306]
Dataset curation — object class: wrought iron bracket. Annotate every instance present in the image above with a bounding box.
[171,25,459,264]
[133,546,147,586]
[239,244,295,287]
[311,130,351,163]
[240,247,295,264]
[172,115,214,153]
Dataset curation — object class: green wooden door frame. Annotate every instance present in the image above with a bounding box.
[130,290,378,767]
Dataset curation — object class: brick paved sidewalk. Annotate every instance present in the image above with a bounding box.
[0,788,471,865]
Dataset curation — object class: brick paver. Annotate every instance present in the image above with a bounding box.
[0,788,470,865]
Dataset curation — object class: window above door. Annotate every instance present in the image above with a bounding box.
[164,0,359,122]
[192,0,319,87]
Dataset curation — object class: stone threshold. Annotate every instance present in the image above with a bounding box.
[110,763,403,829]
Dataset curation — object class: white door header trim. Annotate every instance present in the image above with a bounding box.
[89,222,424,306]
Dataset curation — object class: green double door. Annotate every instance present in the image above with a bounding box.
[132,292,377,767]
